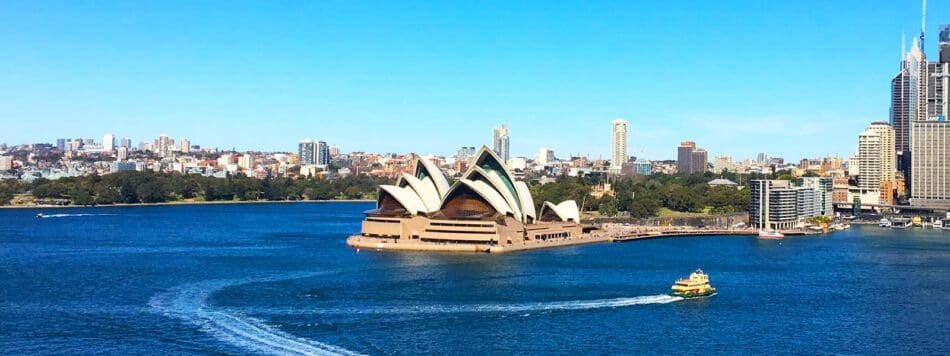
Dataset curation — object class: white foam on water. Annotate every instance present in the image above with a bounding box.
[238,294,684,316]
[39,213,115,218]
[149,272,362,356]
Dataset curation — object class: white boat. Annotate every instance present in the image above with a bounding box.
[879,218,891,228]
[758,230,784,239]
[934,220,944,229]
[891,218,911,229]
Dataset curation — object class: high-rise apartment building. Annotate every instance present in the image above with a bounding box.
[298,140,316,165]
[492,125,510,163]
[317,140,330,166]
[155,134,174,158]
[180,139,191,154]
[910,119,950,207]
[750,179,830,230]
[116,146,128,161]
[856,128,882,192]
[866,122,896,184]
[610,118,628,173]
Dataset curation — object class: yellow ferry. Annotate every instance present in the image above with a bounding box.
[670,269,717,299]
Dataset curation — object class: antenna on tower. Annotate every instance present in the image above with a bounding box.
[920,0,927,50]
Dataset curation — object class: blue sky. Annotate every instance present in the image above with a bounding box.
[0,0,947,160]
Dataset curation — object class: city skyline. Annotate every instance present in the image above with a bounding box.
[2,1,950,159]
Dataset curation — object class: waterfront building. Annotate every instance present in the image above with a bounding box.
[910,119,950,207]
[298,140,316,165]
[349,147,585,253]
[856,128,883,202]
[492,125,510,163]
[865,122,897,198]
[610,118,628,174]
[799,177,834,216]
[103,134,115,153]
[750,179,828,229]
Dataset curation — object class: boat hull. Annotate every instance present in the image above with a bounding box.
[671,290,717,299]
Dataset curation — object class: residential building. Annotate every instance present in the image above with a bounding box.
[750,179,829,230]
[116,146,128,161]
[610,118,628,174]
[799,177,834,216]
[865,122,897,201]
[317,140,330,166]
[856,128,883,194]
[910,119,950,207]
[299,140,316,165]
[713,156,734,173]
[690,148,707,173]
[180,139,191,154]
[492,124,510,163]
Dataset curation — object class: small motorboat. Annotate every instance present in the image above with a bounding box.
[758,230,784,239]
[36,213,45,219]
[934,220,944,229]
[879,218,892,228]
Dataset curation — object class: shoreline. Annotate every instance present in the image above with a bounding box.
[0,199,374,210]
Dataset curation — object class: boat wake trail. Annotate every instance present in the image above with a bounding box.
[39,213,115,218]
[149,272,362,356]
[354,294,684,315]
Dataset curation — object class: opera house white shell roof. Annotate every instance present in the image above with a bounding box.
[372,146,580,225]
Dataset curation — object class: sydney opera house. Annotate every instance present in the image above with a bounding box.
[347,147,605,253]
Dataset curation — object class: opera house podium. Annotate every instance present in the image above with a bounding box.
[347,146,607,253]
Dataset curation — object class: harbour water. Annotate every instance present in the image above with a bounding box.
[2,202,948,354]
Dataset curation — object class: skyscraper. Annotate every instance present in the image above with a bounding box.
[939,24,950,63]
[677,141,707,174]
[492,124,509,163]
[56,138,66,151]
[610,118,628,173]
[119,137,132,149]
[298,139,316,165]
[677,141,695,173]
[690,148,708,174]
[865,122,896,186]
[910,119,950,207]
[317,140,330,166]
[857,128,882,194]
[891,37,928,155]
